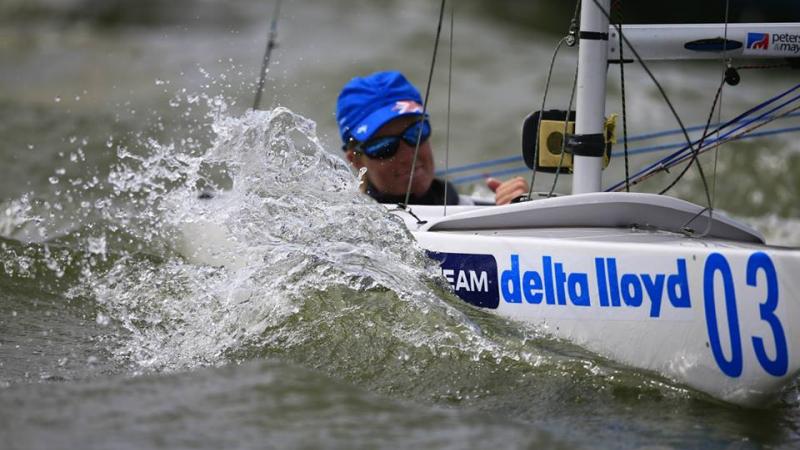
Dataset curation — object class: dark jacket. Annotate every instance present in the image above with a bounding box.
[365,178,462,205]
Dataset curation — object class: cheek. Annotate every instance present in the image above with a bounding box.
[373,160,395,174]
[365,160,398,184]
[419,145,435,168]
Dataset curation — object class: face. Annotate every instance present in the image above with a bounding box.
[347,115,435,197]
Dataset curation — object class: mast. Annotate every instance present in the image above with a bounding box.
[569,16,799,194]
[571,0,610,195]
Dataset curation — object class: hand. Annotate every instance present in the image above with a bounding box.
[486,176,530,205]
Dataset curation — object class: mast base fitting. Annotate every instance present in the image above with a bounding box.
[522,110,616,173]
[568,133,606,157]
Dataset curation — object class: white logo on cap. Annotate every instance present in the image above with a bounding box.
[356,124,369,135]
[392,101,423,114]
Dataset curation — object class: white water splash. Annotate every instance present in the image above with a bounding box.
[84,102,498,371]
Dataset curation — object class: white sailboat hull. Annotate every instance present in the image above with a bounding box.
[413,226,800,406]
[179,192,800,406]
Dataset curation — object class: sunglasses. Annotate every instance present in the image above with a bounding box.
[349,119,432,159]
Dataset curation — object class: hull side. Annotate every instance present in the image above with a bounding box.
[416,230,800,406]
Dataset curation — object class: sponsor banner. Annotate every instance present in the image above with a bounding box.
[744,31,800,56]
[497,254,694,321]
[427,251,499,308]
[431,250,789,378]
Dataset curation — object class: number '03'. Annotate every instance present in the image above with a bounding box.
[704,252,788,378]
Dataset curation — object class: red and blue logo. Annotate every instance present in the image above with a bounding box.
[747,32,770,50]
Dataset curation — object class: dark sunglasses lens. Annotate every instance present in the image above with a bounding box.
[402,120,431,146]
[363,137,400,159]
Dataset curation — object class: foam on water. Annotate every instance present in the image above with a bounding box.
[0,91,702,408]
[0,97,535,381]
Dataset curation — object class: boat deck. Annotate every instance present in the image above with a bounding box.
[390,192,772,249]
[427,226,781,250]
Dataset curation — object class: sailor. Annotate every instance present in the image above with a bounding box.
[336,70,528,205]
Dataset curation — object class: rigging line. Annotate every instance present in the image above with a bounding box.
[403,0,447,209]
[624,110,800,142]
[613,0,630,192]
[437,111,800,177]
[526,0,580,200]
[706,83,800,138]
[438,155,521,175]
[703,0,732,238]
[444,3,454,216]
[623,110,800,142]
[607,122,800,192]
[608,125,800,157]
[606,82,800,192]
[571,0,583,31]
[708,91,800,144]
[609,125,800,157]
[446,124,800,185]
[661,89,800,169]
[615,103,800,191]
[589,0,713,210]
[526,36,568,199]
[450,123,800,185]
[654,109,800,198]
[547,0,584,198]
[449,123,800,185]
[679,206,711,237]
[666,104,800,169]
[548,54,581,197]
[736,63,791,70]
[253,0,283,110]
[658,76,725,195]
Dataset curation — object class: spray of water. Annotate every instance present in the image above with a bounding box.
[0,92,504,376]
[0,88,698,409]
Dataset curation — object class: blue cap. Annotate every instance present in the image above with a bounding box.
[336,71,425,146]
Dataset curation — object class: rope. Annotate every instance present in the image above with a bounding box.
[609,99,800,192]
[612,0,630,192]
[436,112,800,180]
[610,124,800,156]
[525,37,568,199]
[606,81,800,192]
[590,0,714,211]
[736,63,792,71]
[658,77,725,195]
[403,0,446,209]
[526,0,581,200]
[662,105,800,171]
[653,89,800,170]
[253,0,282,110]
[703,0,732,238]
[444,4,454,216]
[444,120,800,185]
[547,55,580,197]
[434,111,800,177]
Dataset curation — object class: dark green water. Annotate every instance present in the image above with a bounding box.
[2,1,800,449]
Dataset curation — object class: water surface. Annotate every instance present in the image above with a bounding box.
[2,1,800,448]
